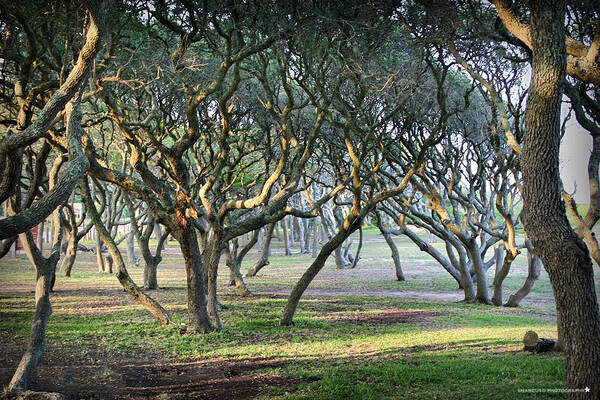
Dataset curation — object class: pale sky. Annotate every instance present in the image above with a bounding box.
[560,103,593,204]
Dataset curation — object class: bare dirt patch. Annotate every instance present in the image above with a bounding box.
[0,342,310,400]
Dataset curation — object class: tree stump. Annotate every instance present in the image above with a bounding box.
[523,330,556,353]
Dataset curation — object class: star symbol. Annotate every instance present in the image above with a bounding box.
[585,387,590,393]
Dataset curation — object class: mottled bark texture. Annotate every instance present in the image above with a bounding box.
[0,0,112,239]
[202,233,223,329]
[523,2,600,395]
[8,207,62,394]
[172,207,213,333]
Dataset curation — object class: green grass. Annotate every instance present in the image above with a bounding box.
[0,232,581,399]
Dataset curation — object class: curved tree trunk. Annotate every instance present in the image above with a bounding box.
[82,180,170,325]
[59,241,77,277]
[523,2,600,394]
[8,212,61,394]
[280,217,359,326]
[349,223,363,269]
[226,254,252,297]
[492,244,519,306]
[505,244,541,307]
[246,222,275,276]
[0,236,17,259]
[466,241,491,304]
[380,228,404,281]
[403,227,463,289]
[229,261,252,296]
[226,230,258,296]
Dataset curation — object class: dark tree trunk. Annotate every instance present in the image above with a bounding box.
[175,222,213,333]
[8,231,60,393]
[59,240,77,277]
[144,258,159,290]
[280,217,360,326]
[8,179,62,393]
[0,236,17,259]
[584,126,600,229]
[523,2,600,394]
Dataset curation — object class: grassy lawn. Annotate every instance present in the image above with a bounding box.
[1,230,594,399]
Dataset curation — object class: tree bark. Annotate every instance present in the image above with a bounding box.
[403,227,464,289]
[59,240,77,277]
[0,0,110,240]
[96,234,105,273]
[280,217,360,326]
[0,236,17,259]
[81,179,170,325]
[203,235,223,329]
[282,217,291,255]
[379,226,405,281]
[226,230,258,296]
[246,222,275,276]
[492,244,519,306]
[174,221,213,333]
[8,152,65,393]
[466,240,491,304]
[126,231,137,267]
[225,245,252,297]
[505,244,541,307]
[8,210,61,394]
[584,135,600,229]
[523,2,600,395]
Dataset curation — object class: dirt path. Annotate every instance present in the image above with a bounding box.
[0,342,308,400]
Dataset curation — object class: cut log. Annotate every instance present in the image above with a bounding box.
[523,330,556,353]
[17,391,65,400]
